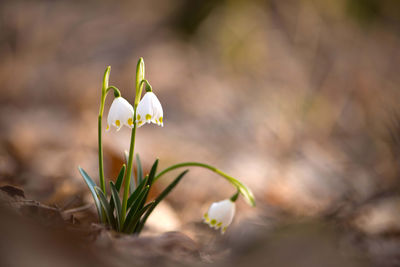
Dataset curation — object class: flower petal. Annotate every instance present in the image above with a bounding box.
[107,97,134,131]
[136,92,164,127]
[204,199,235,233]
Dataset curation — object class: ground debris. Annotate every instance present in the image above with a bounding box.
[0,185,25,198]
[0,184,207,266]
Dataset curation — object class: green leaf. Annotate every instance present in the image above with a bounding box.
[95,186,115,227]
[136,154,144,185]
[110,182,122,231]
[136,159,158,212]
[125,202,154,234]
[129,175,136,195]
[78,167,103,222]
[129,185,149,215]
[127,176,148,209]
[115,164,126,191]
[123,186,149,232]
[109,164,126,216]
[136,170,189,234]
[146,159,158,187]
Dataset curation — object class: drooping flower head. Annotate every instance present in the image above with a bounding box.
[203,199,236,234]
[107,97,134,131]
[136,92,163,127]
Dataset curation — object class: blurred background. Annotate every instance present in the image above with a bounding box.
[1,0,400,266]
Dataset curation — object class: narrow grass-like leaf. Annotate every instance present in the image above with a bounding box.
[110,182,122,231]
[136,154,144,185]
[146,159,158,187]
[125,201,154,234]
[135,170,188,234]
[127,186,149,218]
[125,151,136,194]
[115,164,126,191]
[109,164,126,215]
[78,167,103,222]
[95,187,115,227]
[136,159,158,212]
[123,186,149,232]
[129,176,136,195]
[127,176,148,209]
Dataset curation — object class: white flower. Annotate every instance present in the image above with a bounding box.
[107,97,134,131]
[136,92,163,127]
[203,199,236,234]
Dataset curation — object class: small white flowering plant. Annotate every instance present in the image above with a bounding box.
[78,58,255,234]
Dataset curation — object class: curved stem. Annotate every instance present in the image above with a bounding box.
[154,162,216,181]
[139,79,153,92]
[154,162,256,207]
[106,86,121,97]
[230,190,239,202]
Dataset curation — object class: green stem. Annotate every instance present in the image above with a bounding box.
[139,79,153,92]
[97,66,112,224]
[154,162,215,181]
[106,86,121,97]
[154,162,256,207]
[98,67,111,194]
[230,190,239,202]
[121,58,145,223]
[121,108,137,223]
[98,115,106,193]
[98,85,121,194]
